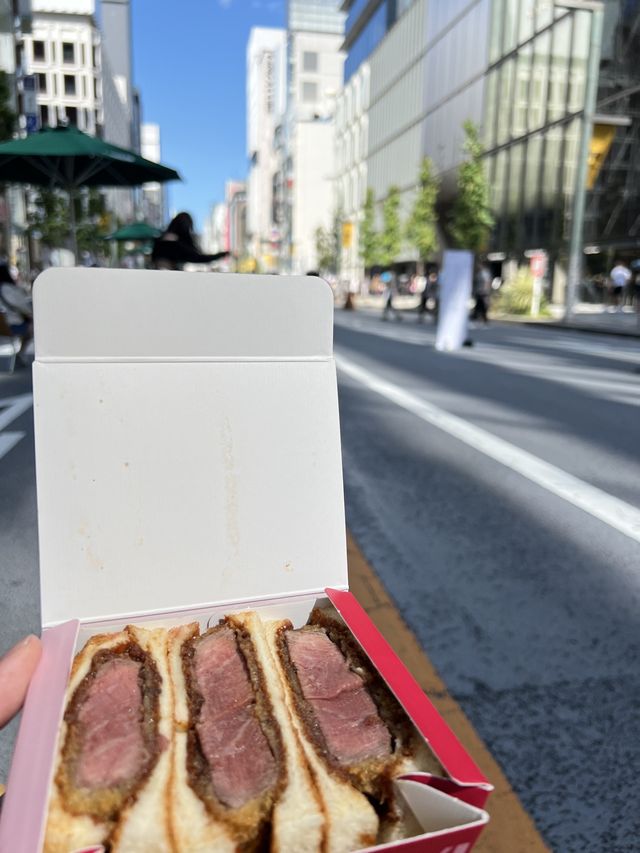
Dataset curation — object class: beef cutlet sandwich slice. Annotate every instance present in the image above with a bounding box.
[228,609,325,853]
[265,608,444,850]
[168,616,287,852]
[262,617,381,853]
[44,624,174,853]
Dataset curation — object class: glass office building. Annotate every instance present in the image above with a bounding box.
[484,0,640,265]
[288,0,345,34]
[341,0,640,284]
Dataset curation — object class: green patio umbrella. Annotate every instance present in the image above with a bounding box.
[107,221,162,242]
[0,125,181,258]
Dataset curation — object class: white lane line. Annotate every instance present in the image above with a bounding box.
[0,393,33,431]
[336,351,640,544]
[0,393,32,460]
[0,431,26,461]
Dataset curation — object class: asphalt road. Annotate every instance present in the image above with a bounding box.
[335,310,640,852]
[0,313,639,852]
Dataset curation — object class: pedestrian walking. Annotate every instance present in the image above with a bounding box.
[151,212,230,271]
[608,260,631,310]
[471,261,492,324]
[381,271,402,321]
[418,271,439,323]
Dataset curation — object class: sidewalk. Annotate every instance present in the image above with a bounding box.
[340,294,640,338]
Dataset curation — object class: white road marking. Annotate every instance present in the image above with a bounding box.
[0,431,26,461]
[334,313,640,407]
[336,352,640,544]
[0,393,33,460]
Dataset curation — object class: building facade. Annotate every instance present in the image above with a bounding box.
[140,122,166,229]
[23,0,103,135]
[281,0,345,273]
[246,27,286,271]
[338,0,640,296]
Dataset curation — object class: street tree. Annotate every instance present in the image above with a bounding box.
[0,72,16,141]
[315,225,335,273]
[406,157,439,272]
[450,120,494,253]
[359,187,380,270]
[379,186,402,270]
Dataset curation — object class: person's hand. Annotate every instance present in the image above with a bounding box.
[0,635,42,728]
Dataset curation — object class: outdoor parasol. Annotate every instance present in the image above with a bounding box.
[0,125,181,258]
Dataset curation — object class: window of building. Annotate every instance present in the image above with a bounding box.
[92,45,99,68]
[64,74,76,96]
[66,106,78,125]
[302,51,318,72]
[94,77,99,99]
[81,44,85,65]
[63,42,75,64]
[36,72,47,94]
[38,104,49,127]
[32,40,45,61]
[302,81,318,102]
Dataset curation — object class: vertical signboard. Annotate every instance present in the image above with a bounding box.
[23,75,38,134]
[435,250,473,352]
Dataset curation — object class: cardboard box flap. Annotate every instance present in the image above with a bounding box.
[33,271,347,627]
[33,268,333,360]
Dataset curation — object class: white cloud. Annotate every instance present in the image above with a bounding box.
[218,0,233,7]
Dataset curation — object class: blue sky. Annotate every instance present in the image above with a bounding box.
[131,0,286,231]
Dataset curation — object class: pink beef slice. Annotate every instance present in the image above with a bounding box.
[287,629,392,765]
[193,627,277,809]
[75,657,147,789]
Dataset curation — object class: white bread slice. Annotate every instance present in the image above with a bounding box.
[109,625,173,852]
[228,610,324,853]
[263,619,379,853]
[44,626,174,853]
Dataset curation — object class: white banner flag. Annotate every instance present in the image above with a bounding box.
[436,250,473,352]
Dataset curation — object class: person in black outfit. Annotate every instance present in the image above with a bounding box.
[151,212,230,270]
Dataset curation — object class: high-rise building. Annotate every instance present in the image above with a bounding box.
[280,0,344,274]
[338,0,640,299]
[22,0,103,136]
[246,27,286,271]
[100,0,134,148]
[140,122,166,229]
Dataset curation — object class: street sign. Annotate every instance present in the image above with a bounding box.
[530,252,547,279]
[22,75,38,134]
[342,221,353,248]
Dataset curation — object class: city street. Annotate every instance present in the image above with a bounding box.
[1,314,639,851]
[336,310,640,851]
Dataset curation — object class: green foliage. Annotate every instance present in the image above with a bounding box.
[493,267,550,316]
[406,157,439,261]
[28,189,69,248]
[379,186,402,269]
[450,120,494,252]
[28,188,110,252]
[0,71,15,141]
[315,225,335,273]
[359,187,380,269]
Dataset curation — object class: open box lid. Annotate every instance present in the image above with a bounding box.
[33,269,348,628]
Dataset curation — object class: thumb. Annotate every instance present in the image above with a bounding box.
[0,635,42,728]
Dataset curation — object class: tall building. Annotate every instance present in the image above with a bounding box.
[99,0,134,148]
[226,180,247,259]
[140,122,166,229]
[246,27,286,271]
[338,0,640,298]
[280,0,345,273]
[22,0,103,135]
